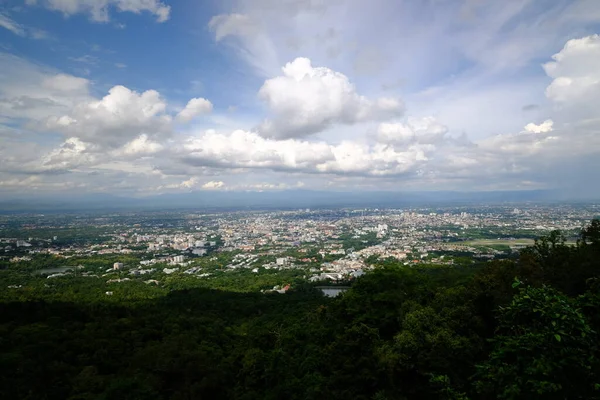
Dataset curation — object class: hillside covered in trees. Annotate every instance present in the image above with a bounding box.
[1,220,600,400]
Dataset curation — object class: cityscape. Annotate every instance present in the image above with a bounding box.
[2,203,597,296]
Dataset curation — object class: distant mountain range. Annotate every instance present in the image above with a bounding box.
[0,189,597,213]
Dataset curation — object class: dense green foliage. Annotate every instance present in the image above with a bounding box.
[1,220,600,399]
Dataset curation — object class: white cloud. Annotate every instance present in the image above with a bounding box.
[69,55,98,65]
[42,74,89,93]
[316,142,432,176]
[178,177,199,189]
[209,13,258,41]
[180,128,431,177]
[0,175,42,188]
[40,137,98,170]
[208,0,600,143]
[0,13,25,36]
[29,0,171,23]
[55,115,76,126]
[258,57,404,138]
[4,22,600,196]
[0,54,92,121]
[377,117,448,145]
[377,122,414,145]
[183,129,333,170]
[46,85,171,148]
[0,13,49,39]
[481,128,558,157]
[524,119,553,134]
[202,180,225,190]
[177,98,213,122]
[30,28,51,40]
[119,134,164,156]
[208,13,280,77]
[159,177,226,191]
[544,34,600,103]
[376,97,405,113]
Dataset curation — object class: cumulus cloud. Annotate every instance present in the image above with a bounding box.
[177,98,213,122]
[481,127,558,157]
[524,120,553,134]
[182,129,334,170]
[178,128,432,177]
[258,57,404,138]
[27,0,171,23]
[202,180,225,190]
[4,26,600,196]
[432,118,563,187]
[40,137,98,171]
[544,34,600,103]
[46,85,171,148]
[0,56,187,184]
[377,117,448,145]
[377,122,414,145]
[119,134,164,156]
[315,142,432,176]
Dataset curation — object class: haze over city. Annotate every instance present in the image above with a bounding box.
[1,0,599,201]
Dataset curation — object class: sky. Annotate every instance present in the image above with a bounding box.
[0,0,599,198]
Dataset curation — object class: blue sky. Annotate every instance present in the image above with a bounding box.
[1,0,600,197]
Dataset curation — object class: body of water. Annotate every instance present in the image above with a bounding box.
[316,286,351,298]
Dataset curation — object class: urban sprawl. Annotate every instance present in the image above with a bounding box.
[2,204,598,296]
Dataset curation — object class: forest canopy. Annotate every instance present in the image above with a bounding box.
[1,220,599,399]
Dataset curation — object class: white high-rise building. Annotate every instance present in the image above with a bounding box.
[276,257,288,266]
[113,262,124,270]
